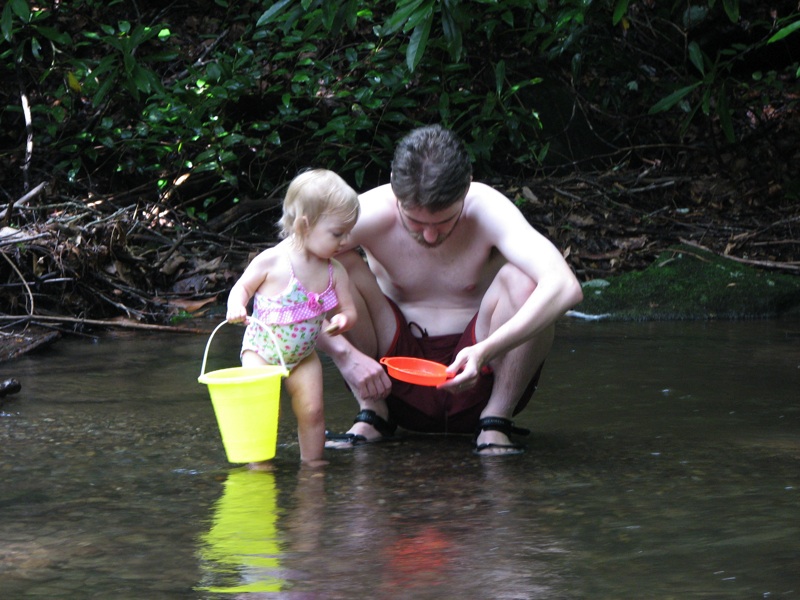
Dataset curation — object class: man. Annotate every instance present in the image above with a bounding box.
[319,125,583,455]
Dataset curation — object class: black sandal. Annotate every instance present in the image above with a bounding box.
[325,409,397,447]
[472,416,529,456]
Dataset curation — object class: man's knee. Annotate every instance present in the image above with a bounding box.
[479,264,535,330]
[496,263,536,307]
[337,250,380,296]
[335,249,396,354]
[336,249,369,272]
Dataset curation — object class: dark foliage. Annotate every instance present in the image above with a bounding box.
[0,0,798,327]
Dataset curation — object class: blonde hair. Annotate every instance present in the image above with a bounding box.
[278,169,360,240]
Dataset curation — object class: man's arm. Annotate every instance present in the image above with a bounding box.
[316,317,393,402]
[452,183,583,371]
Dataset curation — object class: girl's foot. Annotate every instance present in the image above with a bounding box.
[247,461,274,471]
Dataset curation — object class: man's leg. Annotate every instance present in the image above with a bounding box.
[323,251,398,445]
[474,263,555,454]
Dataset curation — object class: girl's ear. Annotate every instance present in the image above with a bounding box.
[297,215,310,236]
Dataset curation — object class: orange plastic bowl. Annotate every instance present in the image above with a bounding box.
[379,356,452,387]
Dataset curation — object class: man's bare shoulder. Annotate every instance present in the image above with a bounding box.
[467,181,518,208]
[350,184,395,246]
[358,183,394,210]
[466,182,533,231]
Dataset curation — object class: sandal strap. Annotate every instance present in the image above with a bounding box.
[475,416,530,438]
[353,409,397,437]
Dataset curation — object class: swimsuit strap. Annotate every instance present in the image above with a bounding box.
[287,254,334,297]
[286,253,301,291]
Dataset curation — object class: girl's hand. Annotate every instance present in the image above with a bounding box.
[226,305,248,324]
[325,313,348,335]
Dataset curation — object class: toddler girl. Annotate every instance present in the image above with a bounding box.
[226,169,359,467]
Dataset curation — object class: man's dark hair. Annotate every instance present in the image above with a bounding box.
[390,125,472,212]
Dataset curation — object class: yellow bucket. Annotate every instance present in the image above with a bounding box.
[198,321,288,463]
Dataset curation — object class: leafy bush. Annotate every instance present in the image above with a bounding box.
[1,0,798,223]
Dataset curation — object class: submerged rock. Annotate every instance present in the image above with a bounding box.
[0,378,21,410]
[0,378,21,397]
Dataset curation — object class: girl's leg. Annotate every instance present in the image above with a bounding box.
[241,349,267,367]
[284,351,327,466]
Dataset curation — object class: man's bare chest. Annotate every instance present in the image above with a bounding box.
[366,238,501,301]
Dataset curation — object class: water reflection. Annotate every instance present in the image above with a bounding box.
[198,469,283,594]
[192,445,568,598]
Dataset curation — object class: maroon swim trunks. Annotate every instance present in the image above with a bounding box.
[382,298,542,434]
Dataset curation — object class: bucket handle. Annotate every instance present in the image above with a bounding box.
[200,318,288,378]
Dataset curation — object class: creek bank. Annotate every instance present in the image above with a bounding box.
[3,244,799,366]
[573,244,800,321]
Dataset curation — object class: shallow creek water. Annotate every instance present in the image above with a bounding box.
[1,319,798,599]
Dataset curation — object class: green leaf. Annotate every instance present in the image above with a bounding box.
[131,64,152,94]
[717,84,735,143]
[92,74,117,106]
[30,35,42,59]
[143,50,180,62]
[768,19,800,44]
[90,55,119,79]
[381,0,425,36]
[32,25,69,45]
[1,2,15,42]
[721,0,739,24]
[494,60,505,96]
[612,0,630,26]
[441,3,462,62]
[688,41,704,76]
[10,0,30,22]
[103,35,123,52]
[700,86,711,116]
[648,82,702,114]
[403,0,434,34]
[406,16,431,72]
[256,0,293,27]
[438,90,450,121]
[195,149,217,163]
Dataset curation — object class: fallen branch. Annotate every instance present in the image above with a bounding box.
[679,239,800,273]
[0,313,207,334]
[0,181,47,223]
[0,230,52,247]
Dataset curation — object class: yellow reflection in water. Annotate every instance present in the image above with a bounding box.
[197,468,283,593]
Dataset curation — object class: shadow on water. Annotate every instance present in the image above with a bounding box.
[1,319,798,598]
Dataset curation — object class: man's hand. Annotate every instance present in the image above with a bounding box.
[438,342,488,393]
[336,348,393,403]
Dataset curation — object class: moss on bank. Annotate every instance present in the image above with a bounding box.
[574,245,800,320]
